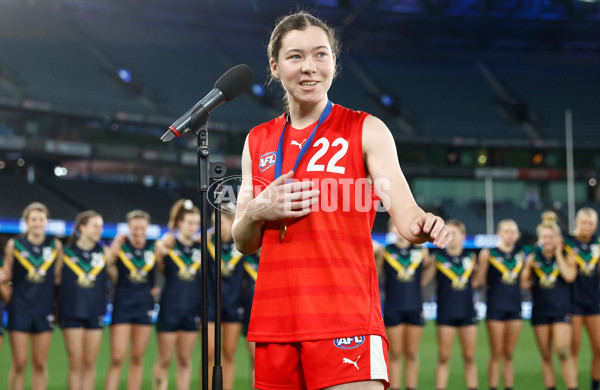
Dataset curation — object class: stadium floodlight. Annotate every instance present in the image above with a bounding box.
[54,166,68,177]
[380,93,395,107]
[251,82,266,97]
[117,68,132,83]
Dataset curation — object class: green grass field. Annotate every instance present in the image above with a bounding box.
[0,322,592,389]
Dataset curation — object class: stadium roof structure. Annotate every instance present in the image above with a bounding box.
[2,0,600,56]
[0,0,599,146]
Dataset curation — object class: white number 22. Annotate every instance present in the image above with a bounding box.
[306,137,348,174]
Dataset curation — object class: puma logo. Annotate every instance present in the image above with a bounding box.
[342,355,361,370]
[290,139,306,149]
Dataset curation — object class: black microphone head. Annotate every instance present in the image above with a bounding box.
[214,64,254,101]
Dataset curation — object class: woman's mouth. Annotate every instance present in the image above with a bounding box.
[300,81,317,87]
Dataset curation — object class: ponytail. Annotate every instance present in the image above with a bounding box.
[69,210,101,245]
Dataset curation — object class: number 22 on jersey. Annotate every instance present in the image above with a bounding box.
[306,137,348,174]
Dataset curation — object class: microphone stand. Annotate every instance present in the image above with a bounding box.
[193,112,225,390]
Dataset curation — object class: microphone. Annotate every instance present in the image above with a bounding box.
[161,64,254,142]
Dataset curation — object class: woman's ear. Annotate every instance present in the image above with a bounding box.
[270,58,280,80]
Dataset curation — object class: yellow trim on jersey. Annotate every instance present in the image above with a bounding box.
[436,255,474,290]
[565,245,600,271]
[436,261,460,283]
[384,250,422,280]
[119,250,155,274]
[489,254,523,282]
[14,249,57,278]
[168,249,200,272]
[207,241,216,259]
[207,241,244,270]
[64,254,105,277]
[14,250,35,273]
[244,262,258,281]
[532,263,560,287]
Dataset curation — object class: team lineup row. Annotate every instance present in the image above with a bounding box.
[0,202,598,390]
[0,200,257,390]
[376,208,599,390]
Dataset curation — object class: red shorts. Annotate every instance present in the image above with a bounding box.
[255,334,389,389]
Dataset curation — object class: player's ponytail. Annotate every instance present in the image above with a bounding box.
[168,199,200,231]
[69,210,101,245]
[536,210,561,238]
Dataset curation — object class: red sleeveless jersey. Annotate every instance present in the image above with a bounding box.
[247,104,385,343]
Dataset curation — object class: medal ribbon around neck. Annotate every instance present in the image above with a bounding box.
[274,99,333,180]
[274,99,332,241]
[13,240,57,276]
[384,248,423,280]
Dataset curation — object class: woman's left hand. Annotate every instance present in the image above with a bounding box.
[409,213,451,248]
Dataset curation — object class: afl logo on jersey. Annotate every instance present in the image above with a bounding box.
[334,336,365,349]
[259,152,276,172]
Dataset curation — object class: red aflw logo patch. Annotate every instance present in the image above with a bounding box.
[334,336,365,349]
[259,152,276,172]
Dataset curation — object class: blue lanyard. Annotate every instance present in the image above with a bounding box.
[274,99,333,180]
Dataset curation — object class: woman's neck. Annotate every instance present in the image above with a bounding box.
[542,247,555,258]
[76,237,96,251]
[394,240,411,249]
[575,233,592,244]
[498,242,515,253]
[287,96,328,129]
[446,245,463,257]
[130,237,146,249]
[178,235,193,247]
[26,232,45,246]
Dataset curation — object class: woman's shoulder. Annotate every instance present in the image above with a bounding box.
[249,113,287,136]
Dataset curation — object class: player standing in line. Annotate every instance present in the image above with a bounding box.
[1,202,62,390]
[232,11,450,389]
[565,207,600,390]
[152,199,201,390]
[424,220,479,390]
[204,202,245,390]
[521,211,578,390]
[475,219,524,390]
[375,218,430,390]
[60,210,108,390]
[105,210,158,390]
[0,249,6,354]
[242,248,260,389]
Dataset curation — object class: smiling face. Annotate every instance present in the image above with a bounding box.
[497,220,520,247]
[270,26,336,109]
[128,217,149,243]
[575,212,598,241]
[539,226,560,252]
[26,209,48,236]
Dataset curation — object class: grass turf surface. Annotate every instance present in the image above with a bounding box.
[0,322,592,389]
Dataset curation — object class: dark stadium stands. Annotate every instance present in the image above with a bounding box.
[39,178,176,224]
[0,40,152,115]
[0,174,81,220]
